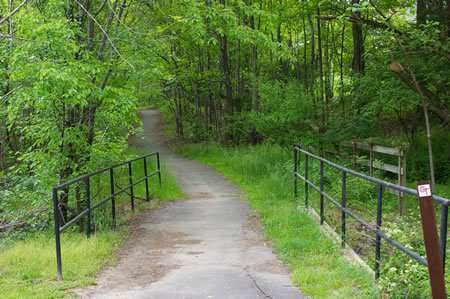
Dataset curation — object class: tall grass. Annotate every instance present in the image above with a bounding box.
[0,231,122,298]
[181,143,378,298]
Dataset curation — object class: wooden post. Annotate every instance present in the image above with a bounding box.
[352,141,360,171]
[398,148,406,215]
[369,143,374,177]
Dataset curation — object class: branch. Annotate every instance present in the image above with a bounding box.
[389,62,450,124]
[107,0,152,37]
[315,14,401,34]
[0,221,26,232]
[0,85,22,102]
[0,0,28,26]
[0,34,50,43]
[73,0,135,71]
[94,0,108,17]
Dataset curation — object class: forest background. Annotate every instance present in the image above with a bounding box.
[0,0,449,296]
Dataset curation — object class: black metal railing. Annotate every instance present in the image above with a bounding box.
[294,146,449,279]
[53,152,161,280]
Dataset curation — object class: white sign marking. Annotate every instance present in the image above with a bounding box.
[418,184,431,197]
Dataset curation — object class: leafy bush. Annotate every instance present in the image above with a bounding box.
[379,215,450,298]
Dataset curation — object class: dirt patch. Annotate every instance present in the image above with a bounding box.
[251,260,289,275]
[73,201,188,297]
[242,212,266,242]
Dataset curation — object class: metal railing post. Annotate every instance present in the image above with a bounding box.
[51,152,162,280]
[110,168,116,229]
[305,154,309,207]
[294,149,298,200]
[53,188,63,281]
[128,161,134,210]
[291,146,450,281]
[341,171,346,247]
[440,204,448,274]
[86,177,91,238]
[320,161,324,225]
[144,157,150,201]
[375,184,383,279]
[157,152,161,186]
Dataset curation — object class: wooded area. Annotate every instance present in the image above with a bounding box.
[0,1,449,297]
[0,0,448,232]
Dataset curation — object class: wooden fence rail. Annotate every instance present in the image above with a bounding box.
[309,141,408,215]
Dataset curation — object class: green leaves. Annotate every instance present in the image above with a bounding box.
[1,0,143,231]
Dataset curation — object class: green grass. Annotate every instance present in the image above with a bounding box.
[181,143,379,298]
[0,146,184,298]
[127,147,184,203]
[0,231,123,298]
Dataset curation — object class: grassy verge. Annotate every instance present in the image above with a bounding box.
[0,231,123,298]
[181,143,379,298]
[0,146,183,298]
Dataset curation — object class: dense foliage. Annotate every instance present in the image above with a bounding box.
[1,0,163,230]
[0,0,448,296]
[148,0,449,185]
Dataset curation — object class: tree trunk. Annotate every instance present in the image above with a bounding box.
[416,0,427,25]
[250,13,258,113]
[317,8,325,127]
[340,23,345,118]
[351,0,364,74]
[302,16,308,90]
[308,14,317,119]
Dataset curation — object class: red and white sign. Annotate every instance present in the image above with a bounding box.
[418,184,432,197]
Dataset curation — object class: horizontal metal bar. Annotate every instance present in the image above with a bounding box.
[294,148,450,206]
[54,153,159,190]
[295,171,428,267]
[58,170,160,232]
[82,171,160,211]
[132,170,160,186]
[59,208,90,233]
[90,194,116,212]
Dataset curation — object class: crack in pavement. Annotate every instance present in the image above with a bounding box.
[245,267,271,299]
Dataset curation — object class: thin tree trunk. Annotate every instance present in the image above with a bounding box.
[250,13,258,112]
[340,23,345,118]
[317,8,325,127]
[308,14,317,119]
[369,0,436,193]
[302,16,308,91]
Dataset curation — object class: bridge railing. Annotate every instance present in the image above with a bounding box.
[294,146,449,279]
[52,152,161,280]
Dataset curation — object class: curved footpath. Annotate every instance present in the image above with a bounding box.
[77,109,303,298]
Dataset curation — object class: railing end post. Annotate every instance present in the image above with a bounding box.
[85,177,91,238]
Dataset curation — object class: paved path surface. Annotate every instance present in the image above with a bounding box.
[77,109,303,298]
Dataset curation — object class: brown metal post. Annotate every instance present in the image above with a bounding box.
[416,181,447,298]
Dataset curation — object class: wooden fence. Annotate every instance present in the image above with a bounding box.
[315,141,408,215]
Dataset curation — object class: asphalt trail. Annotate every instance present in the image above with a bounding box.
[77,109,303,299]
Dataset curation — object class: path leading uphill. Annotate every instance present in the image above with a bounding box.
[77,109,303,298]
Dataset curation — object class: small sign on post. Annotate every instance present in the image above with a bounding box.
[416,181,447,299]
